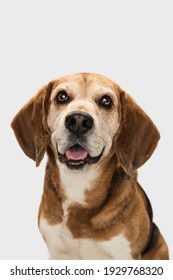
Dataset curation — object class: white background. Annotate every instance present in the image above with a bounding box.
[0,0,172,259]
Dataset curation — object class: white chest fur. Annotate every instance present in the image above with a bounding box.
[40,163,133,259]
[40,218,132,260]
[57,163,99,211]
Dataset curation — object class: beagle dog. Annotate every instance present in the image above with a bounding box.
[11,73,169,260]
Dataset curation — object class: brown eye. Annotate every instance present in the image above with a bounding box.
[99,95,113,109]
[54,91,69,104]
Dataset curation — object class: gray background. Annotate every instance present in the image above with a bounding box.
[0,0,172,259]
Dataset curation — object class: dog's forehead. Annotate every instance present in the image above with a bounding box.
[51,73,119,99]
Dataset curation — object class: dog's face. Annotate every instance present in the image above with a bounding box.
[47,73,121,171]
[11,73,160,176]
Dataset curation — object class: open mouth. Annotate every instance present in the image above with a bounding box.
[58,144,104,170]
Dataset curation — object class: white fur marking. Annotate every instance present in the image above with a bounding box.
[57,162,99,211]
[40,219,133,260]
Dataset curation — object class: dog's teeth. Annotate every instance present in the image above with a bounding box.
[70,161,84,165]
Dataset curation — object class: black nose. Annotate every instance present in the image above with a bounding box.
[65,111,93,134]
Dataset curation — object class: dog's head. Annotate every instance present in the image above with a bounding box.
[11,73,160,176]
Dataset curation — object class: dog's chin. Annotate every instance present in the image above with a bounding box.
[57,144,104,171]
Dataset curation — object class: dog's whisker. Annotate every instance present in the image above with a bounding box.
[99,135,107,145]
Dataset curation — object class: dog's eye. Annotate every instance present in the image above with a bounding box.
[54,91,69,104]
[99,95,113,109]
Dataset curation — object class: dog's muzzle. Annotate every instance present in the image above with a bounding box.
[57,111,104,170]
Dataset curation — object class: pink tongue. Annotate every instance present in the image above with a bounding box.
[65,146,88,161]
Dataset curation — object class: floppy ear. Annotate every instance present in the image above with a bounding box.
[11,82,54,166]
[115,91,160,176]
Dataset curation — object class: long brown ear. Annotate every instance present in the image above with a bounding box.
[11,82,54,166]
[115,91,160,176]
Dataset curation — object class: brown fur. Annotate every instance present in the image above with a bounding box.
[11,73,169,259]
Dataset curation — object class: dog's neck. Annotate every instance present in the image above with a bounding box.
[57,162,100,211]
[40,150,137,229]
[44,150,136,213]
